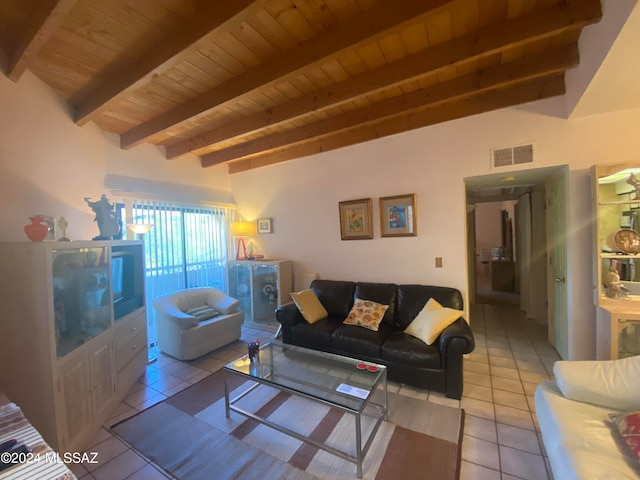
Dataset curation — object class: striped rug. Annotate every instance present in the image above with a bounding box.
[112,370,463,480]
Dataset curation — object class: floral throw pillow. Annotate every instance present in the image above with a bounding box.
[343,298,389,331]
[609,411,640,462]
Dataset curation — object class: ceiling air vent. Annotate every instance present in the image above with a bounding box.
[490,143,534,169]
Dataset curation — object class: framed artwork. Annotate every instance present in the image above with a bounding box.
[257,218,273,234]
[379,194,417,237]
[339,198,373,240]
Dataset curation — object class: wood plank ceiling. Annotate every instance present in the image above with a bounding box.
[0,0,602,174]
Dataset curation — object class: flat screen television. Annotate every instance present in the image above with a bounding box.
[111,247,144,320]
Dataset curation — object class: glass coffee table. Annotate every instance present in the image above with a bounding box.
[224,342,388,478]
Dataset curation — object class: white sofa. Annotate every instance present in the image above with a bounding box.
[535,355,640,480]
[153,287,244,360]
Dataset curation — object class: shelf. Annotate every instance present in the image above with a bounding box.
[600,253,640,259]
[598,200,640,206]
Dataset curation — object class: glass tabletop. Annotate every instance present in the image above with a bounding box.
[224,341,386,412]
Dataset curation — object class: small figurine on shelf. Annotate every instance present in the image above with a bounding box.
[603,269,629,299]
[84,194,122,240]
[57,216,70,241]
[626,173,640,200]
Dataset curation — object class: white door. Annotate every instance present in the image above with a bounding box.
[547,168,569,359]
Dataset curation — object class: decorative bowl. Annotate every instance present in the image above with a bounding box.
[614,229,640,254]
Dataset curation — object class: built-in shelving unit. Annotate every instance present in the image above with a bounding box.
[591,163,640,359]
[0,240,147,452]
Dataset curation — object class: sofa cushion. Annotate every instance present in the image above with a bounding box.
[609,411,640,462]
[290,289,328,324]
[404,299,463,345]
[290,318,341,350]
[206,289,239,314]
[343,298,389,331]
[381,331,441,369]
[396,285,464,329]
[354,282,397,326]
[535,380,640,480]
[554,355,640,411]
[311,280,356,318]
[331,323,392,359]
[185,305,219,322]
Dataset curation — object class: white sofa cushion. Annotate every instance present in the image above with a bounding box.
[535,380,639,480]
[553,355,640,411]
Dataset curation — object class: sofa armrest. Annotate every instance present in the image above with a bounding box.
[276,302,305,343]
[153,300,198,329]
[553,355,640,411]
[438,317,475,355]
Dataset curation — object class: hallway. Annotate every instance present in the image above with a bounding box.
[460,302,559,479]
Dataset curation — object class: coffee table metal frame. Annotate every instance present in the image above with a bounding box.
[224,342,388,478]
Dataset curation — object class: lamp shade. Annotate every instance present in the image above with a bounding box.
[127,223,154,235]
[230,221,256,237]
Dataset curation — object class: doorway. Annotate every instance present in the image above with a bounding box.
[465,165,569,358]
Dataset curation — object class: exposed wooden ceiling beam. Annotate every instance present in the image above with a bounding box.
[226,75,566,174]
[73,0,263,127]
[119,0,454,149]
[202,45,578,167]
[166,0,601,160]
[6,0,77,82]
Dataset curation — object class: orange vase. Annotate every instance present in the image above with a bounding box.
[24,216,49,242]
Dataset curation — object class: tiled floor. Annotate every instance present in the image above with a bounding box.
[71,304,560,480]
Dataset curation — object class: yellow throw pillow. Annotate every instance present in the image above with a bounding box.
[404,300,462,345]
[290,289,328,324]
[343,298,389,331]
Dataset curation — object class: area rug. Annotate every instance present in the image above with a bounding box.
[112,370,464,480]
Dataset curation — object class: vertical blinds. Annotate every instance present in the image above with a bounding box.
[122,197,234,347]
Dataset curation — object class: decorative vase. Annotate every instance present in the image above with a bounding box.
[24,215,49,242]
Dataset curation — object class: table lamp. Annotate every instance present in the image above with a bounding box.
[230,221,256,260]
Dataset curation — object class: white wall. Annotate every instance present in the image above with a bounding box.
[231,101,640,360]
[0,72,232,243]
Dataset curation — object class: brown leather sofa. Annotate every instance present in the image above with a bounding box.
[276,279,475,399]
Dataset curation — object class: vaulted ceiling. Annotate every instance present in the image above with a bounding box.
[0,0,602,174]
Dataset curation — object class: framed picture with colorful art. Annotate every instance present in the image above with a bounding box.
[379,194,417,237]
[338,198,373,240]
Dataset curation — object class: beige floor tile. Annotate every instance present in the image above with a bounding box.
[465,370,492,387]
[460,461,501,480]
[464,414,497,443]
[91,450,147,480]
[492,376,524,394]
[522,381,539,396]
[461,396,495,421]
[148,374,186,391]
[67,461,88,479]
[519,370,550,384]
[124,385,163,408]
[398,384,429,401]
[494,404,535,431]
[85,428,112,450]
[157,361,191,376]
[186,370,211,384]
[465,360,491,375]
[497,423,541,454]
[499,445,549,480]
[493,389,530,411]
[83,436,129,472]
[490,365,520,380]
[516,360,547,373]
[135,392,167,410]
[468,352,489,364]
[463,383,493,403]
[104,405,138,428]
[489,356,517,369]
[488,347,513,359]
[462,435,500,470]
